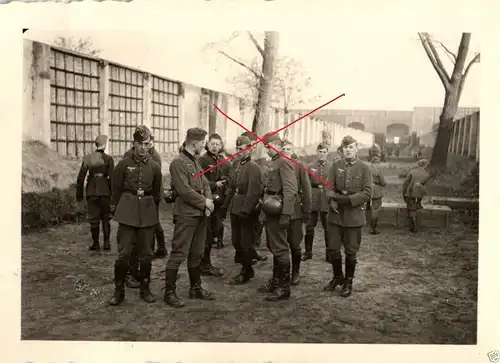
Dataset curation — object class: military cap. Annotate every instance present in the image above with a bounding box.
[417,158,429,167]
[371,156,380,163]
[281,139,293,147]
[209,133,223,141]
[95,134,108,149]
[133,125,152,142]
[263,132,281,144]
[241,131,258,142]
[317,142,329,151]
[185,127,208,142]
[236,135,251,147]
[341,135,357,147]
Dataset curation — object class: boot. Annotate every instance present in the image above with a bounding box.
[369,218,380,235]
[138,260,155,303]
[125,273,141,289]
[291,252,301,285]
[257,256,279,293]
[108,265,126,306]
[252,250,268,262]
[323,257,344,291]
[153,229,167,258]
[266,261,291,301]
[89,225,100,251]
[408,216,418,233]
[163,268,185,308]
[188,266,215,300]
[102,220,111,250]
[230,256,255,285]
[301,235,313,261]
[340,258,356,298]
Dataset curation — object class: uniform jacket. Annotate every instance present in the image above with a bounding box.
[111,154,162,228]
[307,159,332,213]
[76,150,115,199]
[222,156,262,216]
[326,158,373,227]
[293,164,312,220]
[370,163,386,199]
[170,149,212,217]
[263,155,298,216]
[198,150,230,203]
[403,166,430,198]
[124,146,164,199]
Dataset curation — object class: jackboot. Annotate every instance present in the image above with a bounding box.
[163,268,185,308]
[154,228,167,258]
[108,265,126,306]
[340,258,356,298]
[230,255,255,285]
[408,216,418,233]
[89,225,100,251]
[266,261,291,301]
[188,266,215,300]
[291,252,301,285]
[257,256,279,293]
[138,260,155,303]
[323,257,345,291]
[369,218,380,235]
[102,220,111,250]
[301,235,313,261]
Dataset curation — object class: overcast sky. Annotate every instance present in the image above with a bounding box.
[25,29,480,111]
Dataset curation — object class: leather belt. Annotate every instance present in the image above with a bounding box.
[235,188,247,195]
[125,189,152,197]
[265,191,282,196]
[92,173,106,178]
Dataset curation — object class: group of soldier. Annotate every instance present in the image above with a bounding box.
[75,124,430,308]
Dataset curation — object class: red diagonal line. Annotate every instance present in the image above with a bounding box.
[214,105,335,190]
[193,93,345,178]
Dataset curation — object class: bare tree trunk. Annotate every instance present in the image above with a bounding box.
[431,88,459,168]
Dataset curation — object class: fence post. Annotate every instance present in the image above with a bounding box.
[476,113,480,162]
[461,115,470,156]
[142,73,152,130]
[467,114,475,159]
[98,60,110,137]
[32,41,52,147]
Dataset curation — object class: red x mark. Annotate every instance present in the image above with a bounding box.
[194,93,345,192]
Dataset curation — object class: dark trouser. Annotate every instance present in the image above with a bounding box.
[265,216,290,266]
[255,219,264,246]
[201,207,222,267]
[404,197,423,217]
[230,213,257,274]
[326,223,362,278]
[114,224,155,284]
[87,196,111,244]
[304,211,328,251]
[367,198,382,231]
[153,202,166,251]
[166,216,207,270]
[287,219,303,255]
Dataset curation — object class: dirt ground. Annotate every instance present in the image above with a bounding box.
[21,160,478,344]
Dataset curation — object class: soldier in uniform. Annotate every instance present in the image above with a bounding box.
[324,135,372,298]
[163,128,215,308]
[197,133,227,277]
[257,133,298,301]
[302,143,333,262]
[281,140,312,285]
[402,158,430,233]
[76,135,114,251]
[221,135,262,285]
[366,156,386,234]
[108,126,162,306]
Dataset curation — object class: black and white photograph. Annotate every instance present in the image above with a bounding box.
[19,26,482,346]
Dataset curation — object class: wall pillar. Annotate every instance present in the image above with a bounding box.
[98,60,110,137]
[31,41,52,146]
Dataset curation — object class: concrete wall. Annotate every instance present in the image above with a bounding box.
[23,39,375,157]
[420,111,480,162]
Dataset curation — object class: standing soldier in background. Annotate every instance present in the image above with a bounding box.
[197,133,227,277]
[108,126,162,306]
[402,158,430,233]
[76,135,114,251]
[324,136,372,298]
[163,128,215,308]
[214,143,232,249]
[367,156,386,234]
[257,133,298,301]
[281,141,312,286]
[302,143,332,262]
[221,135,262,285]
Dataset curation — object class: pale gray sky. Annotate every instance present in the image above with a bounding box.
[25,29,480,111]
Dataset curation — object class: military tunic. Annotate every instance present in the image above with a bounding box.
[166,149,212,269]
[222,155,262,275]
[367,163,386,218]
[111,153,162,282]
[262,155,298,266]
[287,164,312,254]
[304,159,332,249]
[402,166,430,214]
[76,149,115,246]
[198,150,229,269]
[325,158,372,260]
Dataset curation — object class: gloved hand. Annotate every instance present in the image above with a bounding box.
[279,214,291,229]
[302,213,310,224]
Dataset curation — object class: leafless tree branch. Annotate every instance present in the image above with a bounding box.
[218,51,261,78]
[435,40,457,63]
[418,32,451,89]
[247,32,265,58]
[458,52,480,100]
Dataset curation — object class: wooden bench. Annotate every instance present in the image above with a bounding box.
[369,202,452,229]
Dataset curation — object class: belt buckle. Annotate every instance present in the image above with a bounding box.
[137,189,144,197]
